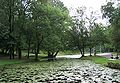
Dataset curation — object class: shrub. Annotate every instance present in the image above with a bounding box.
[115,56,119,59]
[107,62,120,70]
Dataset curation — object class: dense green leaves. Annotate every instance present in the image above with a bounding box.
[101,1,120,53]
[0,0,70,60]
[0,0,119,60]
[101,2,120,52]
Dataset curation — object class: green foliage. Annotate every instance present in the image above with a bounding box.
[91,24,107,45]
[0,0,70,59]
[69,7,89,56]
[107,62,120,70]
[101,2,115,21]
[101,2,120,52]
[43,34,63,52]
[37,1,70,56]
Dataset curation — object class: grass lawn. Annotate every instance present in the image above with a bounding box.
[81,56,120,65]
[0,59,26,65]
[0,55,119,66]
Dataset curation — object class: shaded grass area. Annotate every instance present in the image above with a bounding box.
[81,56,120,65]
[0,59,26,65]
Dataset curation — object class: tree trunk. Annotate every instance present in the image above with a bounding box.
[35,42,40,61]
[100,44,102,53]
[1,49,4,54]
[27,41,30,59]
[89,47,92,56]
[79,48,84,57]
[27,47,30,59]
[48,51,51,61]
[9,1,12,59]
[35,51,38,61]
[18,47,21,59]
[116,49,119,59]
[48,51,54,61]
[94,47,96,56]
[9,46,12,59]
[16,47,18,55]
[78,44,85,57]
[5,46,9,54]
[8,0,15,59]
[82,47,84,57]
[54,50,59,59]
[12,44,14,59]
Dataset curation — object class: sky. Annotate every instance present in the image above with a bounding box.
[60,0,106,10]
[60,0,109,24]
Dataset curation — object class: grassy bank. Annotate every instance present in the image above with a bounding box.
[0,59,26,65]
[81,56,120,65]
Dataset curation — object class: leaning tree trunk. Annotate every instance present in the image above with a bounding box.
[53,50,59,59]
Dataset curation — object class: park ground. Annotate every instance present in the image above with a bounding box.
[0,53,120,83]
[0,52,120,66]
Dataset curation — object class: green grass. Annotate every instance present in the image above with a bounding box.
[81,56,120,65]
[0,59,26,65]
[0,54,119,66]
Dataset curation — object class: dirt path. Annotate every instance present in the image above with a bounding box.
[57,53,112,59]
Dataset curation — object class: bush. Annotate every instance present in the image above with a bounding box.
[107,62,120,70]
[115,56,119,59]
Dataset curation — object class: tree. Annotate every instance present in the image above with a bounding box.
[25,21,34,59]
[86,11,97,56]
[91,23,107,55]
[41,2,69,61]
[0,0,33,59]
[0,0,9,52]
[0,0,16,59]
[101,1,120,57]
[101,2,115,22]
[0,0,70,61]
[70,7,89,57]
